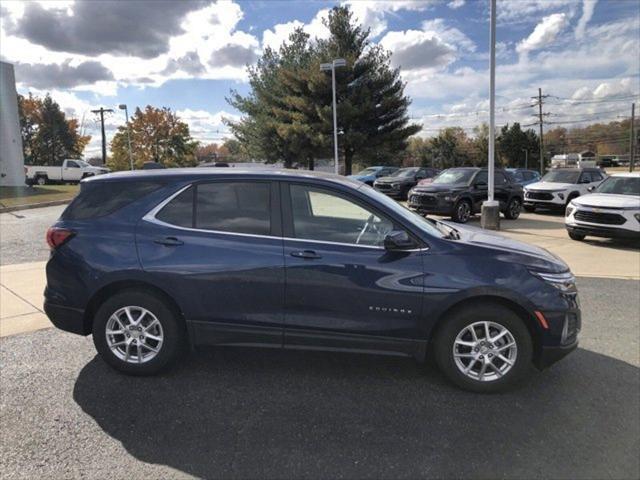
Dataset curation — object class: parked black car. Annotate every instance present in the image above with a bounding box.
[373,167,439,200]
[44,169,579,393]
[408,167,524,223]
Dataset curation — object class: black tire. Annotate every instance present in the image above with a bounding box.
[523,204,536,213]
[433,304,533,393]
[504,197,522,220]
[568,231,586,241]
[92,289,185,375]
[36,175,47,186]
[451,199,472,223]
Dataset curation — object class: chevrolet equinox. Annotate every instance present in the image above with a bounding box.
[44,169,580,392]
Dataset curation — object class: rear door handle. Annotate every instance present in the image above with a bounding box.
[154,236,184,247]
[290,250,322,259]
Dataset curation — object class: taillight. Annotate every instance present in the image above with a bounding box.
[46,227,75,250]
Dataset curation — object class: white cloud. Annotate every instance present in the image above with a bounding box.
[575,0,598,39]
[261,9,331,51]
[448,0,465,9]
[516,13,568,55]
[176,108,240,144]
[380,19,475,72]
[342,1,432,38]
[497,0,577,24]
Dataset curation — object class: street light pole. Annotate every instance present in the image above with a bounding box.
[118,104,133,170]
[320,59,346,175]
[481,0,500,230]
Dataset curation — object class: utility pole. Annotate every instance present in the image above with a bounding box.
[629,102,636,172]
[522,148,528,169]
[532,88,548,175]
[91,107,113,165]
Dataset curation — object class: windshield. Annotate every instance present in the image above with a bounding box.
[390,168,418,178]
[507,170,524,181]
[595,176,640,196]
[75,160,90,167]
[358,185,444,238]
[432,169,476,185]
[358,167,378,175]
[542,170,580,184]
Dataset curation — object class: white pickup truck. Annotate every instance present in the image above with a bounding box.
[25,159,110,186]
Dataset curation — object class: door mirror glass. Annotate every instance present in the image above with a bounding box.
[384,230,415,251]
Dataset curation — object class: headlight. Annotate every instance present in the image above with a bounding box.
[558,193,565,200]
[566,205,574,217]
[635,213,640,223]
[530,270,577,293]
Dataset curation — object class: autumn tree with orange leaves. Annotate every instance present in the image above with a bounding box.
[18,93,91,166]
[109,106,198,170]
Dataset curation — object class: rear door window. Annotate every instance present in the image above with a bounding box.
[196,182,271,235]
[156,187,194,228]
[62,181,165,220]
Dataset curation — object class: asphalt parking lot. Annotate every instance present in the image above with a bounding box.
[1,278,638,479]
[1,203,639,479]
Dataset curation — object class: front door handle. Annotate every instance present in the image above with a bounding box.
[290,250,322,259]
[154,236,184,247]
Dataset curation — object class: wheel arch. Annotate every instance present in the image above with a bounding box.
[427,294,542,361]
[82,280,187,335]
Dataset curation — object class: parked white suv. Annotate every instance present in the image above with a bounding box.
[523,168,606,212]
[25,159,109,186]
[565,172,640,241]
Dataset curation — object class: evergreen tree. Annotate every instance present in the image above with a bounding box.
[227,5,420,174]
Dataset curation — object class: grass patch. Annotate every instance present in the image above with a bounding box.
[0,185,79,209]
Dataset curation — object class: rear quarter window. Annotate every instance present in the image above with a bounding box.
[61,181,165,220]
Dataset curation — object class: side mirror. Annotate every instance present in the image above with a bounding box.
[587,185,596,192]
[384,230,415,251]
[475,181,487,189]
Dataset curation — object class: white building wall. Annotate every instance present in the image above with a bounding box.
[0,61,25,187]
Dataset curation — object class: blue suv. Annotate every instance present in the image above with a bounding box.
[44,169,580,392]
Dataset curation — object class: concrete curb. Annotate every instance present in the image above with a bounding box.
[0,199,71,214]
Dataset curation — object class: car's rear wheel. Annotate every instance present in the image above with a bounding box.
[568,231,586,241]
[433,304,533,393]
[504,197,522,220]
[36,175,47,186]
[92,290,185,375]
[452,199,472,223]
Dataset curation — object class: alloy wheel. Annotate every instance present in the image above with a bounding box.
[457,202,471,222]
[452,321,518,382]
[105,306,164,364]
[510,199,521,218]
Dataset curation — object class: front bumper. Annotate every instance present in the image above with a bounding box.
[44,300,89,335]
[566,224,640,240]
[407,193,455,215]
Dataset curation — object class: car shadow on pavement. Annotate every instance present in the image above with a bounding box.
[73,347,639,479]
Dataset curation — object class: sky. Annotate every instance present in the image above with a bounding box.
[1,0,639,158]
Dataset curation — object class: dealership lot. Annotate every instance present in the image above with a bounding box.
[1,204,639,479]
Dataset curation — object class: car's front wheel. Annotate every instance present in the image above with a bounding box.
[92,290,185,375]
[568,231,586,241]
[504,197,522,220]
[433,304,533,393]
[452,199,472,223]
